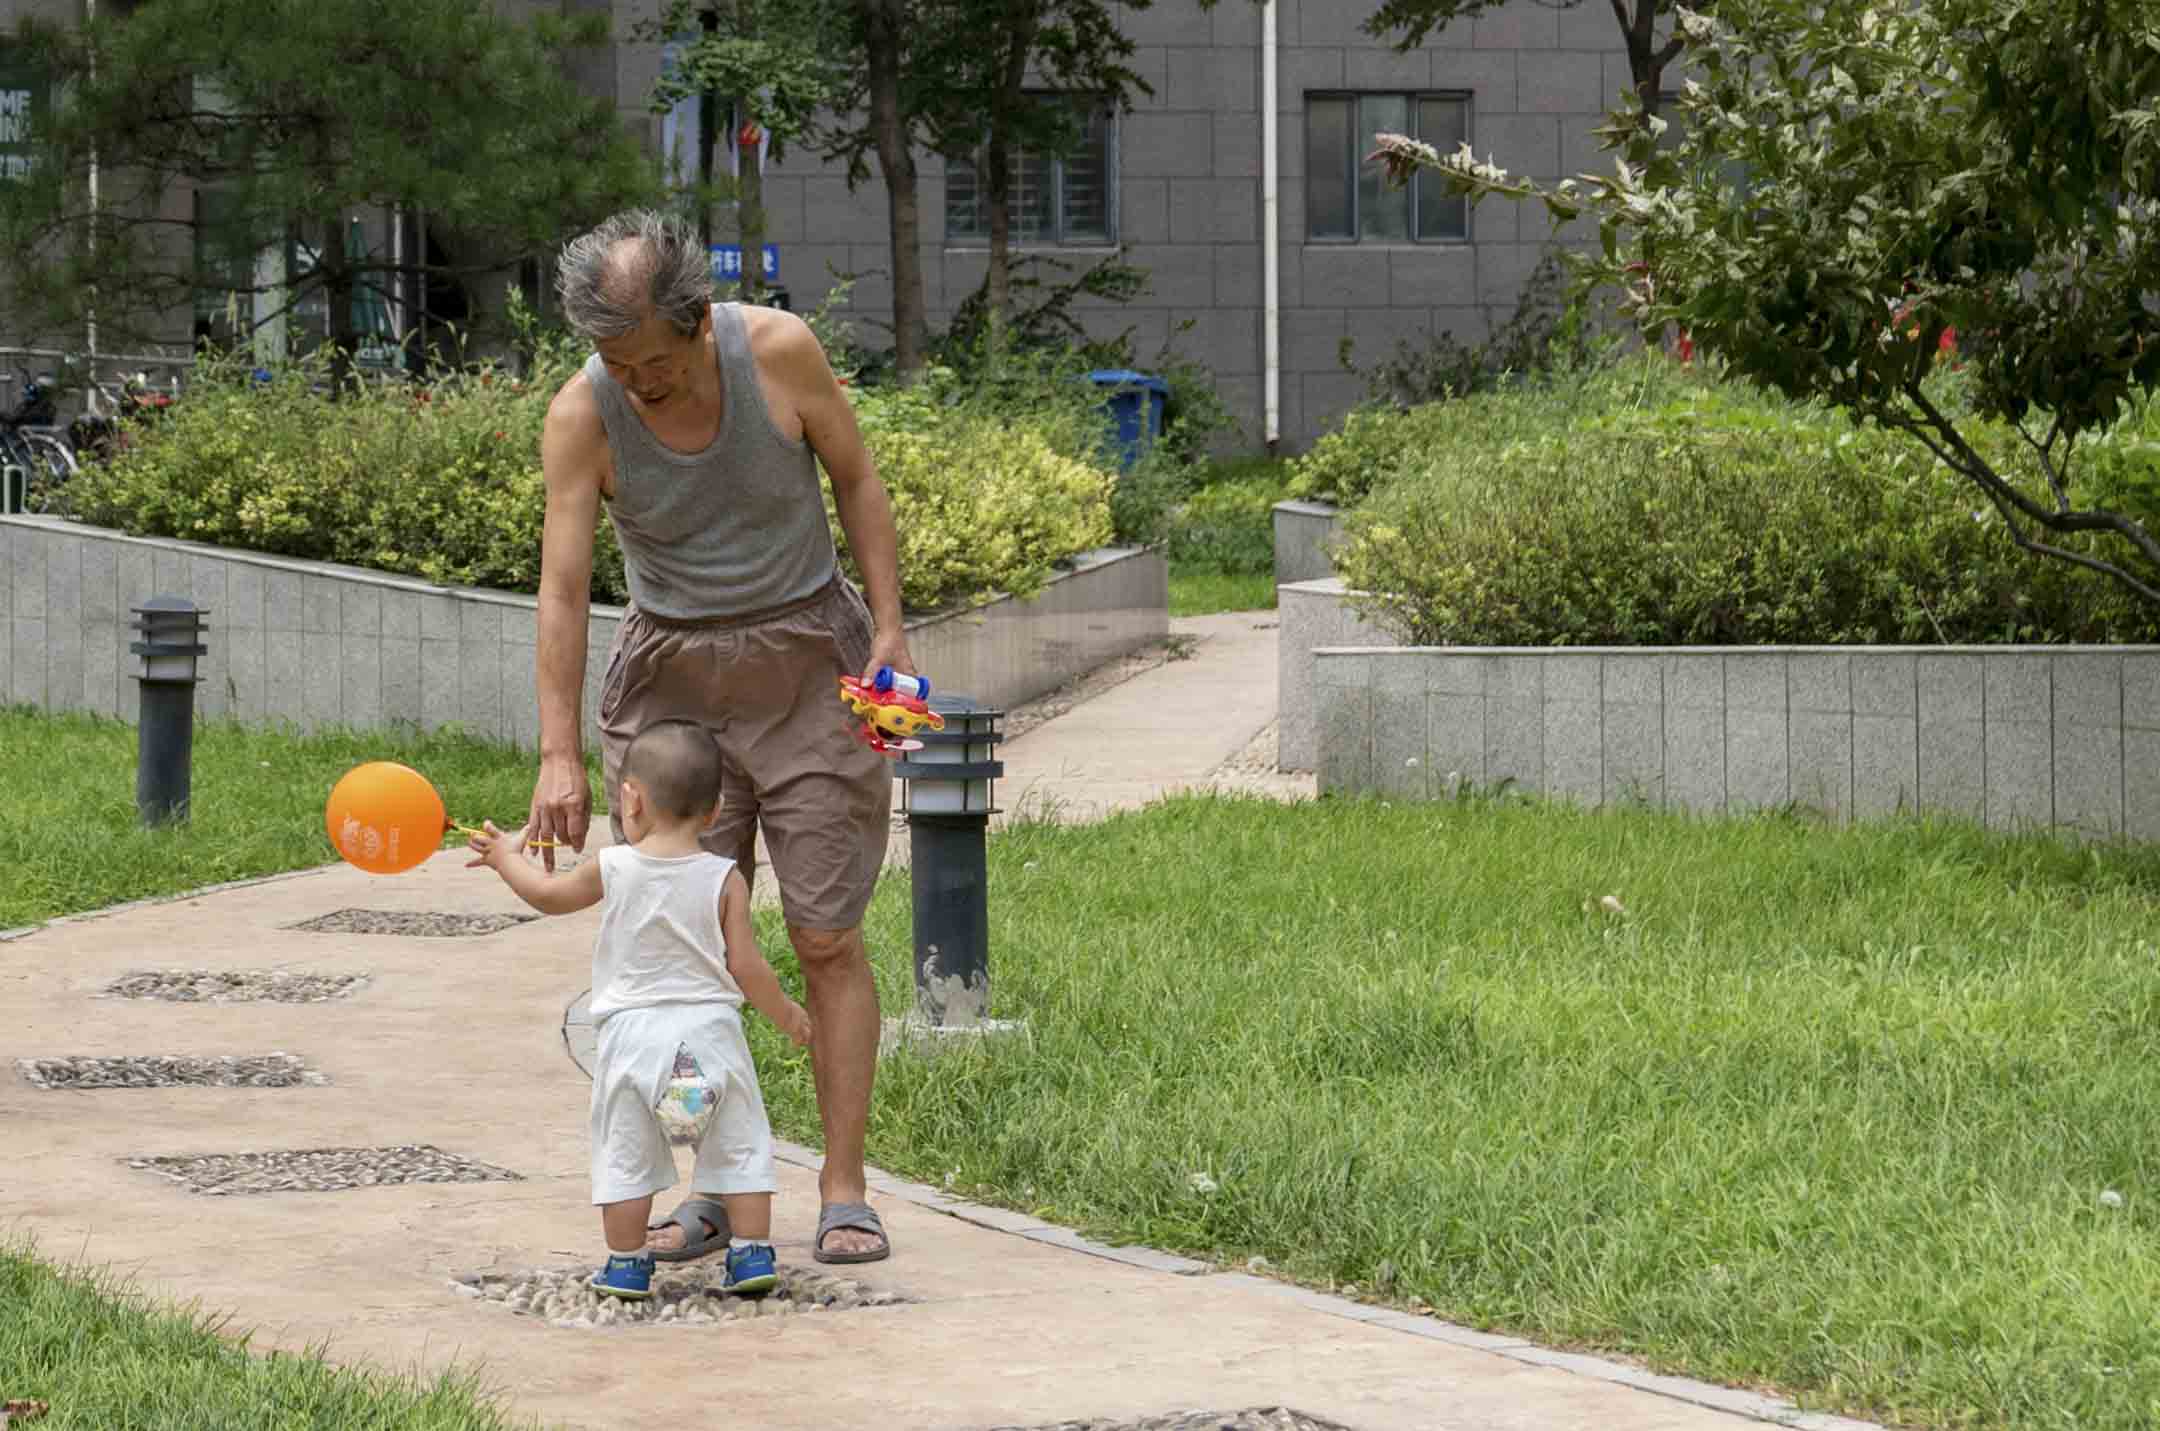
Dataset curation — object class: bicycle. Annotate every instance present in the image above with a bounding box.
[68,368,178,466]
[0,371,80,515]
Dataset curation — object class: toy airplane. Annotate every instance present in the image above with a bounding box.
[837,667,945,756]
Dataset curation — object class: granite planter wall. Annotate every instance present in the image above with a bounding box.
[1272,499,1342,588]
[1278,577,1401,771]
[1311,643,2160,842]
[3,515,1165,747]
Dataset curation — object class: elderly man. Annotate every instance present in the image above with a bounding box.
[523,209,906,1264]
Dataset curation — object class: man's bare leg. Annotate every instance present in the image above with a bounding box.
[790,923,883,1257]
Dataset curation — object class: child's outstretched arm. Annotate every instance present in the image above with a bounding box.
[718,868,812,1047]
[466,819,604,915]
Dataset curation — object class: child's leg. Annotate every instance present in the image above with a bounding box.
[689,1025,779,1244]
[717,1191,771,1241]
[600,1194,658,1254]
[588,1015,678,1255]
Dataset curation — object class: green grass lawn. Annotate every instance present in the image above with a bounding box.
[2,1245,533,1430]
[13,701,2160,1429]
[0,707,596,930]
[1168,565,1275,617]
[749,793,2160,1431]
[1162,457,1293,618]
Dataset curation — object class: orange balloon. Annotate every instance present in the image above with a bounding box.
[324,761,449,875]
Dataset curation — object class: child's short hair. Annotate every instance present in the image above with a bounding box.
[622,719,723,819]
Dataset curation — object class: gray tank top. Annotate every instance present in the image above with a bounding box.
[584,302,836,620]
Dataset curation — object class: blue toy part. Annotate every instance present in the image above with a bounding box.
[871,666,930,702]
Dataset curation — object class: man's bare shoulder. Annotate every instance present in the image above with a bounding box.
[545,367,604,435]
[541,368,612,496]
[740,305,824,374]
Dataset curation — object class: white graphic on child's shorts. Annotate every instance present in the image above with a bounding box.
[656,1044,720,1141]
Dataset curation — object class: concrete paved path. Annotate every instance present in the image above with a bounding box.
[1,611,1874,1431]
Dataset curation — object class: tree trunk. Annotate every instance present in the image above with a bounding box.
[863,0,925,380]
[984,123,1011,361]
[735,0,766,302]
[1628,0,1664,117]
[321,212,356,394]
[983,13,1039,365]
[738,105,767,301]
[698,6,720,252]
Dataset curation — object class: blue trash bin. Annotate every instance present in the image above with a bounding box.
[1085,369,1169,472]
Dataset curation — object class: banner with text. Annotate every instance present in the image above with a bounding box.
[710,244,780,284]
[0,59,48,184]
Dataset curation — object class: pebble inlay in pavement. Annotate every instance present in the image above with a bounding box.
[452,1263,910,1329]
[128,1144,521,1195]
[287,909,538,938]
[984,1411,1359,1431]
[19,1053,327,1090]
[101,970,368,1003]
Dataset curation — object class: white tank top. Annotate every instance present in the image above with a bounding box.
[589,846,745,1022]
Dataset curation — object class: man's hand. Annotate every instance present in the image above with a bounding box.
[859,627,917,688]
[775,999,814,1049]
[524,754,592,872]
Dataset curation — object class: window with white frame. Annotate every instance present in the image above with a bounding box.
[1306,92,1469,243]
[946,94,1116,246]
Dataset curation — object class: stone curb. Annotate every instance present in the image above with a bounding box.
[774,1141,1883,1431]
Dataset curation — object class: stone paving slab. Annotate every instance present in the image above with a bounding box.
[0,612,1876,1431]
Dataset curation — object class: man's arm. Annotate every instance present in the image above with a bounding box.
[528,377,608,868]
[766,314,914,681]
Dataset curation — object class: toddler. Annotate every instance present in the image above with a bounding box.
[468,718,812,1299]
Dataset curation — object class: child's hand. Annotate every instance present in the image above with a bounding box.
[777,1001,813,1049]
[465,819,515,871]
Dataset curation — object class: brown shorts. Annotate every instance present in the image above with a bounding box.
[596,575,892,931]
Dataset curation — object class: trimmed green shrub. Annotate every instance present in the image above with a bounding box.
[65,332,1116,615]
[1284,351,1702,511]
[830,400,1113,609]
[1333,364,2160,647]
[1160,465,1291,575]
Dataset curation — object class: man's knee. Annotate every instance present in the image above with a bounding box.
[789,924,865,970]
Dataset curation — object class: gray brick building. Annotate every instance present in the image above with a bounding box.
[584,0,1634,450]
[0,0,1636,450]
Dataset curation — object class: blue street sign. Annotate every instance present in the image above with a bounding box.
[710,244,780,283]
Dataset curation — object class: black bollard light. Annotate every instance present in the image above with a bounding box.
[130,596,207,826]
[891,695,1006,1029]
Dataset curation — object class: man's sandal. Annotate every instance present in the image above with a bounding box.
[647,1196,730,1263]
[812,1200,891,1264]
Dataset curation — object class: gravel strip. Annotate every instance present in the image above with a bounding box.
[101,970,369,1003]
[1202,721,1317,803]
[19,1054,327,1090]
[129,1144,520,1195]
[287,909,538,937]
[986,1411,1359,1431]
[451,1262,908,1329]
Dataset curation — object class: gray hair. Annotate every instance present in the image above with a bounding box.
[554,209,712,341]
